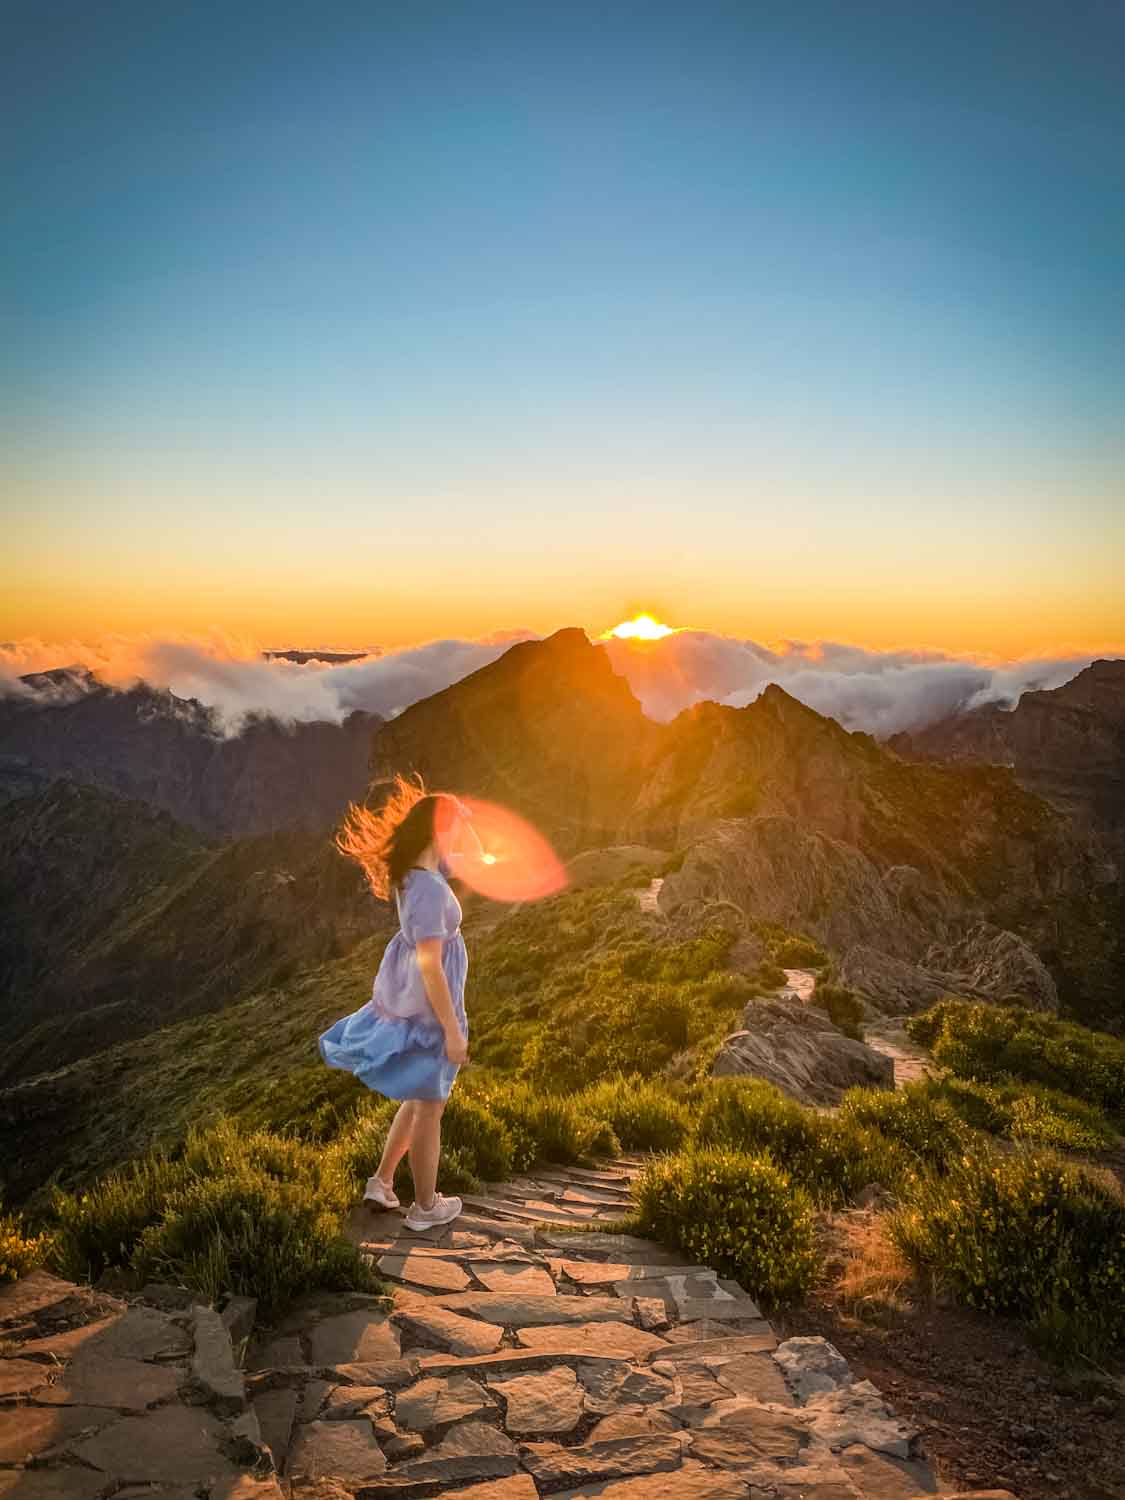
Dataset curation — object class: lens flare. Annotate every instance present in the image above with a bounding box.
[436,796,568,902]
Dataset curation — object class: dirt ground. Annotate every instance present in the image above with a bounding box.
[775,1213,1125,1500]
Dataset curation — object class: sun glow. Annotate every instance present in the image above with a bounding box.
[605,613,676,641]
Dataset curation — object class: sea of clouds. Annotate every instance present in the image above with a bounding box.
[0,628,1104,739]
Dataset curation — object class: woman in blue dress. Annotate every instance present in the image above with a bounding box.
[320,778,475,1232]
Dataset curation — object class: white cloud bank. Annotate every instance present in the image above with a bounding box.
[0,628,1111,739]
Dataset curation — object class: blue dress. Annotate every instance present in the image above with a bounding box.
[319,867,468,1102]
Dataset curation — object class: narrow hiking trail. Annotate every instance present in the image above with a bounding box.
[0,1154,1012,1500]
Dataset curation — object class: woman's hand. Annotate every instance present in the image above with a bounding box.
[444,1028,469,1066]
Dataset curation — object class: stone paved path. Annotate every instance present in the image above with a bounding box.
[0,1157,1013,1500]
[861,1022,939,1090]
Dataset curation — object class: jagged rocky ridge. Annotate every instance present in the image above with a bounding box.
[370,629,1122,1026]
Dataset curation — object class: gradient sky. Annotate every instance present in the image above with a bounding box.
[4,1,1123,656]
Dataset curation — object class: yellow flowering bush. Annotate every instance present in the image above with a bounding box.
[1,1206,46,1283]
[891,1149,1125,1355]
[632,1147,819,1306]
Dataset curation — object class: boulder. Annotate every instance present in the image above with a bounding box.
[923,921,1058,1012]
[712,996,893,1106]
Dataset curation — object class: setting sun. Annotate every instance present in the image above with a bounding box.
[605,613,677,641]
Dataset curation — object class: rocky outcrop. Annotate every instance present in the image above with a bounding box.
[922,922,1058,1011]
[658,816,953,960]
[835,922,1058,1015]
[712,995,894,1106]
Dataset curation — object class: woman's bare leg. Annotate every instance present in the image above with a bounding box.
[408,1099,446,1208]
[376,1101,416,1186]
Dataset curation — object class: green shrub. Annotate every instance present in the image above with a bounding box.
[632,1147,818,1305]
[439,1094,522,1183]
[51,1117,379,1317]
[693,1078,917,1203]
[576,1076,693,1152]
[839,1085,971,1169]
[51,1155,193,1284]
[1,1205,46,1282]
[755,961,789,990]
[773,937,828,969]
[469,1081,619,1165]
[891,1150,1125,1356]
[907,1001,1125,1122]
[815,983,865,1040]
[133,1166,376,1322]
[924,1077,1118,1153]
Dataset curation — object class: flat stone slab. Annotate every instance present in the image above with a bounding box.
[288,1418,388,1481]
[517,1323,668,1361]
[437,1478,538,1500]
[68,1403,241,1484]
[252,1333,306,1368]
[395,1373,494,1431]
[537,1234,687,1264]
[0,1403,120,1463]
[669,1367,732,1415]
[611,1275,721,1302]
[578,1361,675,1415]
[743,1458,859,1499]
[253,1385,299,1468]
[647,1331,776,1364]
[378,1254,473,1293]
[0,1471,108,1500]
[772,1337,850,1401]
[192,1304,245,1413]
[469,1262,557,1296]
[18,1307,189,1363]
[35,1353,182,1410]
[392,1298,505,1357]
[332,1358,421,1389]
[587,1412,681,1441]
[323,1384,392,1420]
[432,1294,631,1326]
[710,1354,795,1406]
[0,1357,54,1397]
[691,1404,809,1462]
[397,1420,519,1480]
[548,1260,635,1285]
[550,1462,786,1500]
[519,1434,684,1487]
[0,1269,79,1326]
[487,1365,584,1433]
[839,1441,940,1497]
[798,1379,917,1459]
[675,1299,764,1324]
[308,1311,401,1366]
[419,1348,638,1377]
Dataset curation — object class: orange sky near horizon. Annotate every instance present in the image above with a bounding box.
[4,558,1123,663]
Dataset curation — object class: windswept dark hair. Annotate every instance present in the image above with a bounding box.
[336,774,458,899]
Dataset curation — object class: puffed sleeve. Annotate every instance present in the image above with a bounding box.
[402,874,456,944]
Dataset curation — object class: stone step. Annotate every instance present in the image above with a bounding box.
[459,1195,615,1228]
[474,1189,601,1220]
[536,1231,692,1265]
[427,1292,634,1326]
[534,1165,636,1188]
[647,1330,778,1362]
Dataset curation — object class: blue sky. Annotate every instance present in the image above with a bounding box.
[3,0,1123,652]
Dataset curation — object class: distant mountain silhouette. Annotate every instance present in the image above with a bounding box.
[370,629,1122,1025]
[0,670,380,837]
[887,658,1125,848]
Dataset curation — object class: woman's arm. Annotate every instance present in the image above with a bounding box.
[416,938,468,1064]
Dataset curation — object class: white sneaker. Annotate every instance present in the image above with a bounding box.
[363,1176,400,1210]
[404,1193,463,1232]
